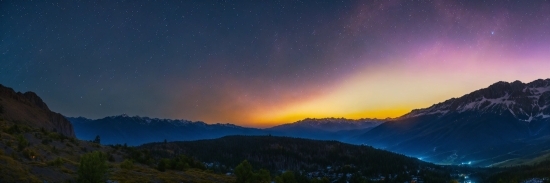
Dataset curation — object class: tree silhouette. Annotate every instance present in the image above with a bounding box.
[275,171,298,183]
[235,160,254,183]
[157,158,169,172]
[235,160,271,183]
[93,135,101,144]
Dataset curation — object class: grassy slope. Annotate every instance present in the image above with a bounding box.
[491,150,550,168]
[0,118,234,183]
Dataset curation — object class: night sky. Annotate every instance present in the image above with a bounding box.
[2,0,550,127]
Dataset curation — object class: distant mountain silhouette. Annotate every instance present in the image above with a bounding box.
[68,116,383,146]
[356,79,550,166]
[68,115,267,146]
[0,84,75,137]
[267,118,383,141]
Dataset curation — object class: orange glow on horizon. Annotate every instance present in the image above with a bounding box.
[237,50,550,128]
[248,108,412,128]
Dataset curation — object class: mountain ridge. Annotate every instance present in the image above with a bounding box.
[68,115,385,146]
[267,117,384,132]
[401,79,550,121]
[0,84,75,137]
[68,115,266,145]
[357,78,550,166]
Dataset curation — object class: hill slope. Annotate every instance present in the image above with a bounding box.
[0,83,233,182]
[140,135,461,182]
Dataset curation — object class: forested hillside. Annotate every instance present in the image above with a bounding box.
[141,135,457,182]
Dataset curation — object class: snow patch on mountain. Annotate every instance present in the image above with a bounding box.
[401,79,550,121]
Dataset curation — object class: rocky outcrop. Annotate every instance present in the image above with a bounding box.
[0,84,75,137]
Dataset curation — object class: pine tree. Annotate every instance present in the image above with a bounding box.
[275,171,298,183]
[235,160,254,183]
[93,135,101,144]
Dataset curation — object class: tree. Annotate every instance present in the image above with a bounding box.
[235,160,254,183]
[311,177,330,183]
[157,158,170,172]
[275,171,297,183]
[93,135,101,144]
[235,160,271,183]
[254,169,271,183]
[77,151,108,183]
[350,173,367,183]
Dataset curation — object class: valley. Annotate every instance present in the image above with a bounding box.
[2,81,550,182]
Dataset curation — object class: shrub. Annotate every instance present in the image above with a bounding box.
[77,151,109,183]
[69,137,78,144]
[108,153,115,162]
[52,145,59,154]
[10,152,18,160]
[16,135,29,151]
[47,157,64,167]
[42,139,51,145]
[22,148,37,160]
[120,159,134,170]
[8,125,21,134]
[157,158,170,172]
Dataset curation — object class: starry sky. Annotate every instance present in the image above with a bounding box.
[2,0,550,127]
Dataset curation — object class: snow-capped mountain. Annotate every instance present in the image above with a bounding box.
[68,115,266,146]
[266,118,384,142]
[357,79,550,166]
[403,79,550,122]
[69,115,385,146]
[268,117,383,132]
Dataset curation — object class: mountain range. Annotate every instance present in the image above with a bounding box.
[3,78,550,181]
[68,116,383,146]
[68,78,550,167]
[5,78,550,168]
[68,115,266,146]
[357,79,550,166]
[265,118,383,141]
[0,86,459,182]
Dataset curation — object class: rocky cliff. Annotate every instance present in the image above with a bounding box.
[0,84,75,137]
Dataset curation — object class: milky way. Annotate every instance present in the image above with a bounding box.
[2,0,550,127]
